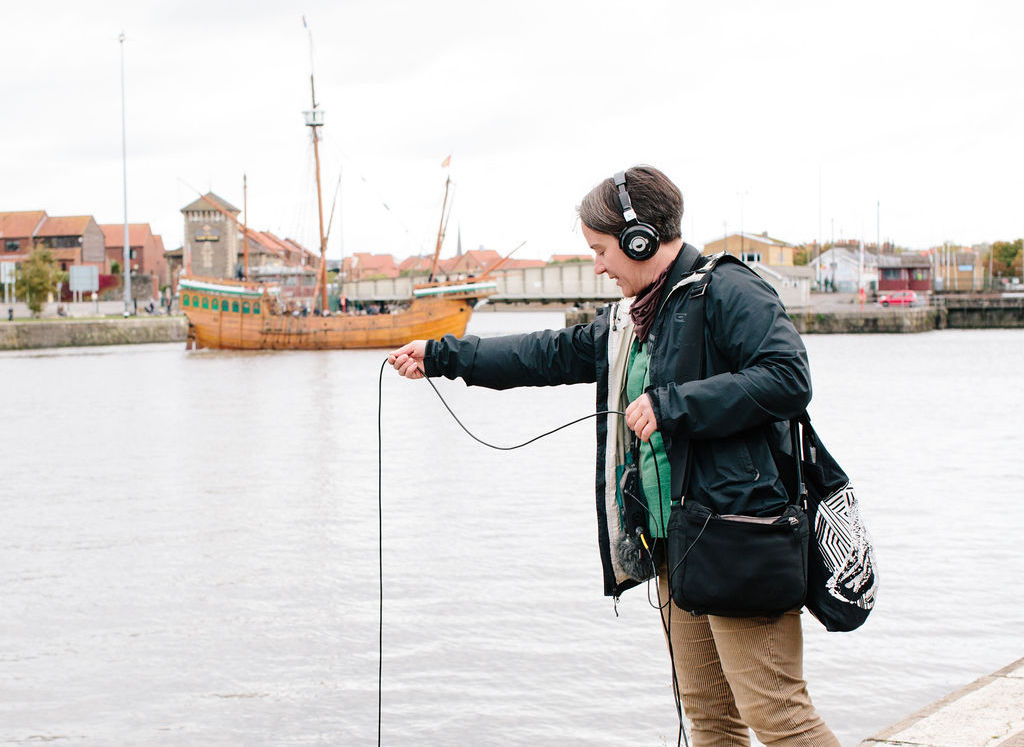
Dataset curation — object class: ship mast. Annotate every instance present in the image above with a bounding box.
[428,176,452,282]
[305,74,328,312]
[242,173,249,279]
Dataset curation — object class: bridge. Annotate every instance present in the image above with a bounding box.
[339,262,621,305]
[339,259,812,309]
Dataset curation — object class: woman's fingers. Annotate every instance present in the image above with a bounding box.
[625,394,658,442]
[388,340,427,379]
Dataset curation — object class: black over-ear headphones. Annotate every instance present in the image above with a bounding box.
[613,171,660,261]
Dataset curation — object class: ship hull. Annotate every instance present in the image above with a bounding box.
[179,276,489,350]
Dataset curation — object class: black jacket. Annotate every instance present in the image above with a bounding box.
[424,246,811,596]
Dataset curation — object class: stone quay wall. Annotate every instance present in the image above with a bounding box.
[788,308,940,334]
[0,317,187,351]
[566,301,1024,334]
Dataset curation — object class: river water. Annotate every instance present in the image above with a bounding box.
[1,312,1022,746]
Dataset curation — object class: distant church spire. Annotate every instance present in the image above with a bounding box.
[457,224,463,256]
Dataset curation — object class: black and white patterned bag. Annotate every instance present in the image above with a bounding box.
[796,414,878,632]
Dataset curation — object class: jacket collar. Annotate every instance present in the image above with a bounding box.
[655,243,704,315]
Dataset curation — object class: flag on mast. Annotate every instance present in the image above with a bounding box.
[441,154,451,168]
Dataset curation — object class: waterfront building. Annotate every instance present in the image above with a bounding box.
[0,211,106,271]
[345,252,400,281]
[876,253,932,293]
[388,249,545,281]
[703,231,811,306]
[704,231,796,265]
[814,247,882,293]
[396,255,434,276]
[180,193,242,280]
[100,224,168,289]
[169,193,318,298]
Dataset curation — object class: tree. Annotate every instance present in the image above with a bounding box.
[992,239,1022,277]
[18,248,57,315]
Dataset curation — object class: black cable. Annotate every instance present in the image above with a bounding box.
[418,366,625,450]
[377,360,385,747]
[380,359,697,746]
[647,442,689,747]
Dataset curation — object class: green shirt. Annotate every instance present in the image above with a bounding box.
[625,339,673,538]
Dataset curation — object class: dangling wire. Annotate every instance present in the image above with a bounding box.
[378,359,693,746]
[376,360,385,747]
[418,365,625,450]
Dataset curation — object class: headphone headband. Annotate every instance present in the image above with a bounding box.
[613,171,639,225]
[612,170,660,261]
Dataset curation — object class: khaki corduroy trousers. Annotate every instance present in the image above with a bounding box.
[657,573,840,746]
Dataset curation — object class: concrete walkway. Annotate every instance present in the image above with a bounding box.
[861,658,1024,747]
[3,300,166,319]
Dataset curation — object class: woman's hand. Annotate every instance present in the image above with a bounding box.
[388,340,428,379]
[625,393,659,443]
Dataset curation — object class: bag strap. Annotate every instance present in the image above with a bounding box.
[668,252,808,510]
[790,417,807,510]
[673,264,713,505]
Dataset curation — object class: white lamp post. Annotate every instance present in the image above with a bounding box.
[119,31,131,316]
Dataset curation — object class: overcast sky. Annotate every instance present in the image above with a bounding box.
[2,1,1022,260]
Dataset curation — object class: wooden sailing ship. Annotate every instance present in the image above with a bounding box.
[181,58,495,351]
[179,274,494,350]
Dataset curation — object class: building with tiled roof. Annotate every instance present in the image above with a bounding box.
[347,252,399,281]
[100,223,168,287]
[447,249,501,276]
[392,249,549,280]
[1,211,48,255]
[703,232,796,266]
[1,211,106,270]
[180,193,240,214]
[503,258,547,270]
[397,255,434,275]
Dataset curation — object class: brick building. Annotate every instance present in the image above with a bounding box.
[100,223,168,287]
[0,211,106,270]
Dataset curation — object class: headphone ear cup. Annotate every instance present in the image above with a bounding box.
[619,223,660,261]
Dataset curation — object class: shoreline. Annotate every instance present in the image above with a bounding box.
[861,657,1024,746]
[2,298,1022,352]
[0,316,186,351]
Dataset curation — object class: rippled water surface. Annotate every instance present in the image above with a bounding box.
[1,313,1022,746]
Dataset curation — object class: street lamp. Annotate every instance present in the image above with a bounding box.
[119,31,131,317]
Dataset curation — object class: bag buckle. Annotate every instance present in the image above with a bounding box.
[690,281,709,298]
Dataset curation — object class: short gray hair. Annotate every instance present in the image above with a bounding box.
[578,166,683,243]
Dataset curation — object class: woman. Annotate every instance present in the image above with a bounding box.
[389,166,838,746]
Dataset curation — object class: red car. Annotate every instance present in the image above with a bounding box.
[878,290,918,307]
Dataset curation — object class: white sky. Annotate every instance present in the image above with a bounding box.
[2,0,1022,260]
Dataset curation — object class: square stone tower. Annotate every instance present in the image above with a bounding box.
[180,193,241,278]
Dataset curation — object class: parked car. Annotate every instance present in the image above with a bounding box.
[878,290,918,307]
